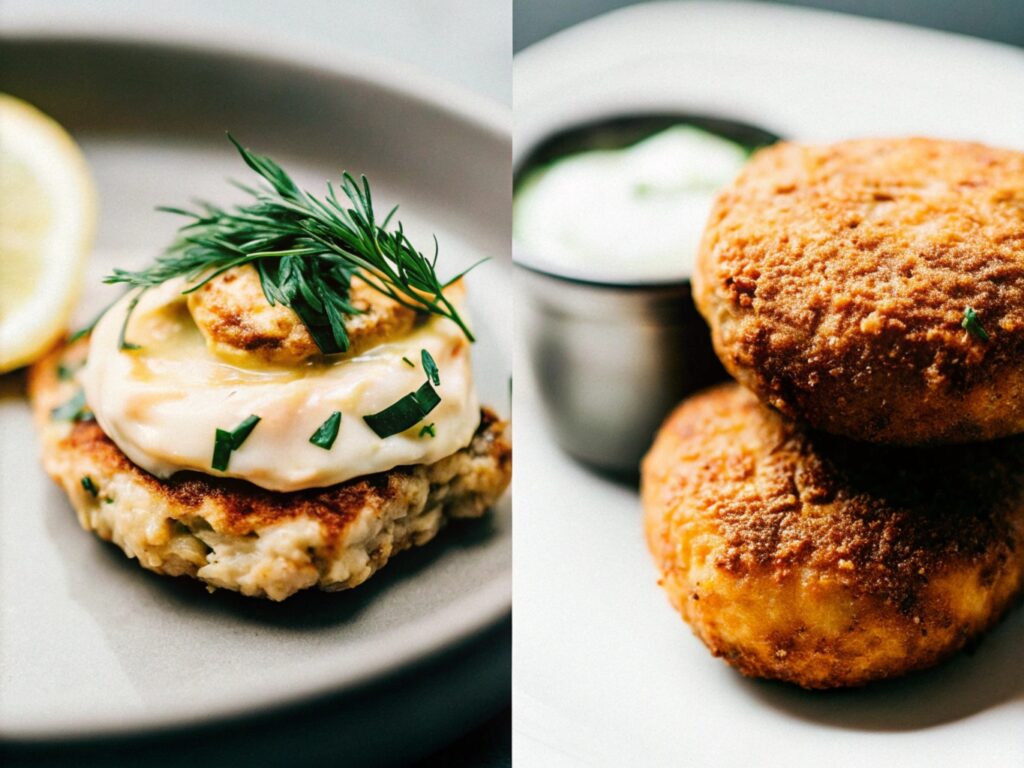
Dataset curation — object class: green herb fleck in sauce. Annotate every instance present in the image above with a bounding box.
[211,414,261,471]
[309,411,342,450]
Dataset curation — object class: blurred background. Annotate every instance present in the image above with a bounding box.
[515,0,1024,50]
[4,0,511,106]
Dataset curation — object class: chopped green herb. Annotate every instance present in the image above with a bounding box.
[212,429,233,471]
[962,307,989,342]
[402,357,415,368]
[364,381,441,438]
[421,349,440,386]
[419,423,436,438]
[57,362,82,381]
[229,414,261,449]
[51,390,93,422]
[104,497,115,504]
[211,414,261,470]
[309,411,342,450]
[81,476,98,497]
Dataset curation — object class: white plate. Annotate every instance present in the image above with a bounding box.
[513,3,1024,766]
[0,32,511,746]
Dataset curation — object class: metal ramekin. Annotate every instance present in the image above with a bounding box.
[515,114,779,478]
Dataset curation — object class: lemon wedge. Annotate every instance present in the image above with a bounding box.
[0,94,96,373]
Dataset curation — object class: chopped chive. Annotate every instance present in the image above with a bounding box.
[229,414,261,449]
[211,429,234,471]
[211,414,261,471]
[421,349,440,386]
[419,423,436,438]
[962,307,990,342]
[402,356,415,368]
[104,497,115,504]
[309,411,342,450]
[81,476,98,497]
[51,390,93,422]
[363,381,441,438]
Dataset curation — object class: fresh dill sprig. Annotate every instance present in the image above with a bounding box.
[103,134,479,353]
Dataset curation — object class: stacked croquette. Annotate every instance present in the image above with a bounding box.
[642,138,1024,688]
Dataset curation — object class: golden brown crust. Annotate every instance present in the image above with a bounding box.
[45,408,509,549]
[642,383,1024,688]
[29,339,511,600]
[186,266,418,365]
[693,137,1024,445]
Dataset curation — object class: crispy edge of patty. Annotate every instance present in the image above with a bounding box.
[693,137,1024,445]
[30,339,511,601]
[642,383,1024,688]
[186,266,420,366]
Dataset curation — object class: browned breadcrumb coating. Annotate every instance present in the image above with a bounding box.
[642,383,1024,689]
[694,137,1024,445]
[186,265,418,365]
[29,339,511,601]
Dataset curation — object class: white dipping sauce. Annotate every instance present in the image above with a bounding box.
[513,126,749,283]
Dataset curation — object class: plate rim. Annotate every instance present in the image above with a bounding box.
[0,19,511,135]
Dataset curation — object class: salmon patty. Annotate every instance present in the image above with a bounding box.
[694,138,1024,445]
[30,339,510,601]
[642,383,1024,688]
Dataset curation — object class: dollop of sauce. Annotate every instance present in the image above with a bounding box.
[513,126,749,283]
[82,278,479,492]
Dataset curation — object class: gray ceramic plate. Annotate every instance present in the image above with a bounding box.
[0,32,511,749]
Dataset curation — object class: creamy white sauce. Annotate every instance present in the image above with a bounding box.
[513,126,749,283]
[82,278,480,492]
